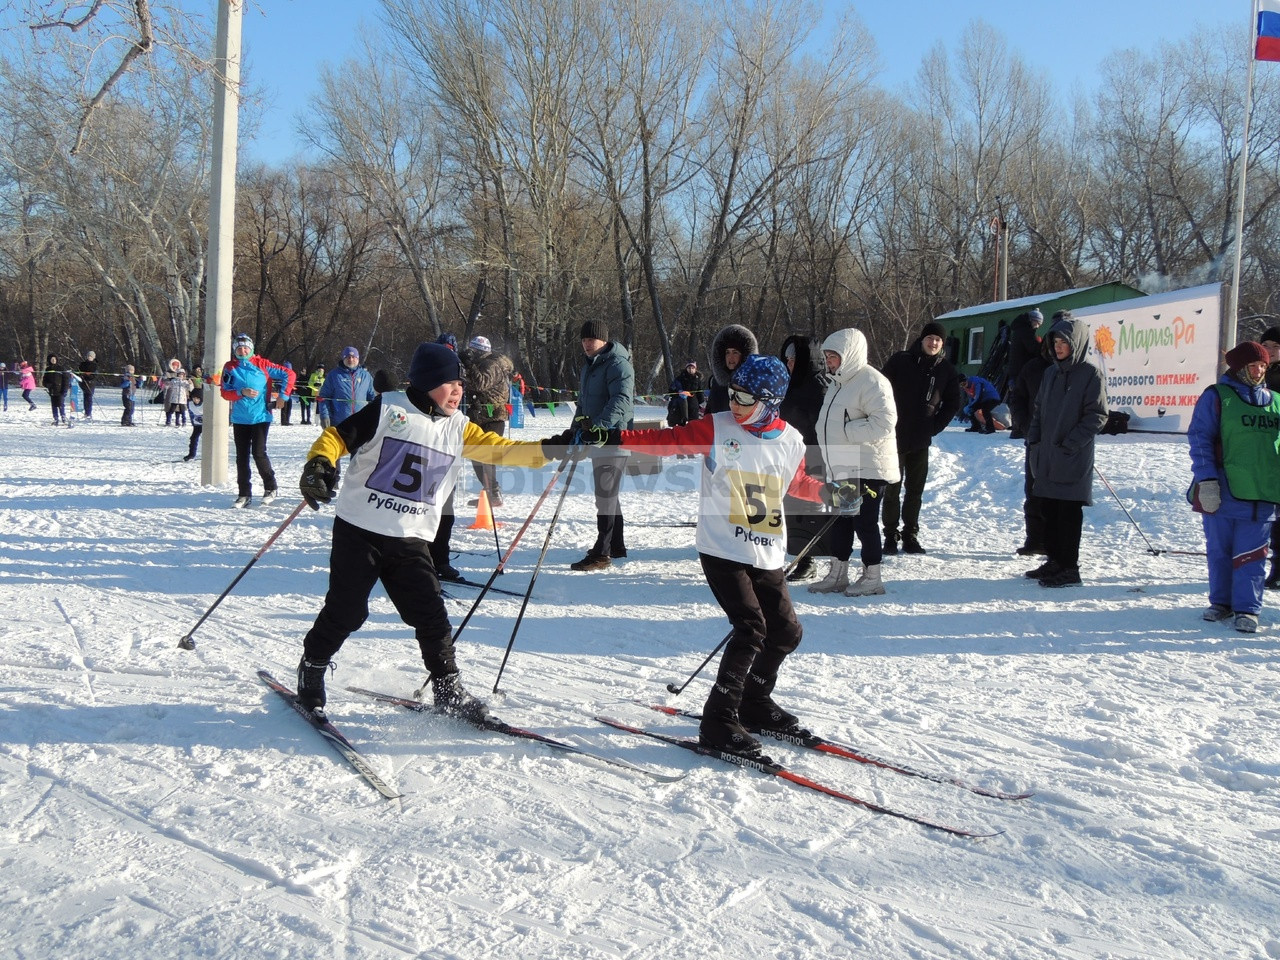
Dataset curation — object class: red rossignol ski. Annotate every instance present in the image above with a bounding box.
[597,715,1002,839]
[642,703,1032,801]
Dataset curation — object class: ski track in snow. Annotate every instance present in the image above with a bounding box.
[2,399,1280,959]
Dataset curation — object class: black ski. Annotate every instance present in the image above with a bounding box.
[258,670,402,800]
[643,703,1031,801]
[596,716,1001,839]
[438,575,524,599]
[346,686,683,783]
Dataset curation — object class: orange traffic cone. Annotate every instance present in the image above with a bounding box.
[468,489,499,530]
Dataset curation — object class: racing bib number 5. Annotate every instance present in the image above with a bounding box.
[366,437,456,505]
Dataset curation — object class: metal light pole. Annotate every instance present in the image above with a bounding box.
[200,0,242,487]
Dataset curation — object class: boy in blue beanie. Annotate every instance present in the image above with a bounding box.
[294,342,567,720]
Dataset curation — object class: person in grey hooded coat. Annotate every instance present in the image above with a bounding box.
[1024,313,1108,587]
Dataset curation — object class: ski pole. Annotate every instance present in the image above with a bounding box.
[491,456,581,693]
[1091,465,1202,556]
[441,453,575,649]
[178,500,307,650]
[664,509,844,696]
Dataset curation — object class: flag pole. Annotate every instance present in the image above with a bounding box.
[1228,0,1261,351]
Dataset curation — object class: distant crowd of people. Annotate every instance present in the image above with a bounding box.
[12,308,1274,756]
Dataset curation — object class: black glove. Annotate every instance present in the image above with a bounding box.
[540,428,576,462]
[300,456,337,510]
[820,479,863,514]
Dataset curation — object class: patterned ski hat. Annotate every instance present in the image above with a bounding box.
[232,333,253,354]
[469,335,492,353]
[730,354,789,403]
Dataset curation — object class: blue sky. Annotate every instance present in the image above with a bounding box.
[239,0,1245,165]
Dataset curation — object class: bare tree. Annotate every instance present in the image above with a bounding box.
[305,35,453,336]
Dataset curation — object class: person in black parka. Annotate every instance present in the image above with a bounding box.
[778,334,828,580]
[880,322,962,554]
[1006,309,1043,416]
[1008,336,1054,556]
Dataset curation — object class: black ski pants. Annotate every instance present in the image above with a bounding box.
[699,553,802,697]
[302,517,456,674]
[882,446,929,540]
[232,422,277,497]
[1042,498,1085,569]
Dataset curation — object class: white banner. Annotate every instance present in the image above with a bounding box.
[1069,283,1224,434]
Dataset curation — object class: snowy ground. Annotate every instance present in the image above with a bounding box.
[1,394,1278,960]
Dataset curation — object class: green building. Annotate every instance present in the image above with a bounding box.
[935,281,1146,377]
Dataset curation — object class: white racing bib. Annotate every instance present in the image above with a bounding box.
[336,402,467,541]
[695,412,806,569]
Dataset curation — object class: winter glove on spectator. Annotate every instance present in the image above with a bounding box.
[1196,479,1221,514]
[820,479,863,514]
[300,456,337,510]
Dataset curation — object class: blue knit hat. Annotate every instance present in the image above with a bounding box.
[408,342,463,392]
[435,332,458,351]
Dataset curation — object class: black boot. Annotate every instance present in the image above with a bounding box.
[786,555,817,582]
[901,533,926,554]
[698,679,764,758]
[738,672,812,738]
[296,657,332,712]
[431,672,489,722]
[882,534,899,556]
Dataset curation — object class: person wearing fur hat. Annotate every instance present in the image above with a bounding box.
[570,319,635,572]
[880,321,962,555]
[1024,314,1108,588]
[461,333,515,508]
[810,328,900,597]
[705,324,758,415]
[219,333,296,507]
[594,353,860,757]
[1187,340,1280,632]
[293,341,568,720]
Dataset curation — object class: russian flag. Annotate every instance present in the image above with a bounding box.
[1259,0,1280,61]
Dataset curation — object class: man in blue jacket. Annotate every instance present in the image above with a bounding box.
[571,319,634,571]
[318,346,377,427]
[960,374,1002,433]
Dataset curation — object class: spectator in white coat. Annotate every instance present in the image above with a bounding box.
[810,328,900,597]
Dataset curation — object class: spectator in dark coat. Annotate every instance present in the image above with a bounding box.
[778,334,827,580]
[1008,337,1054,556]
[706,324,758,415]
[78,351,98,419]
[571,319,635,572]
[880,321,962,554]
[668,360,704,426]
[1006,309,1043,403]
[1024,314,1108,587]
[42,354,71,426]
